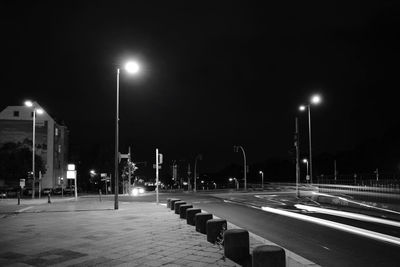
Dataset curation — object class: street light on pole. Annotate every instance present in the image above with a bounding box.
[115,60,140,210]
[299,94,321,184]
[24,100,44,199]
[259,171,264,190]
[234,145,247,191]
[302,158,309,182]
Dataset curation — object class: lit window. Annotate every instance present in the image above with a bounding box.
[55,128,58,136]
[58,145,61,153]
[13,111,19,117]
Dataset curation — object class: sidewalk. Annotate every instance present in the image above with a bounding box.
[0,198,241,267]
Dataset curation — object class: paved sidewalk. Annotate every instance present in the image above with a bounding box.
[0,199,238,267]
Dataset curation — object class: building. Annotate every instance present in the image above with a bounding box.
[0,104,69,188]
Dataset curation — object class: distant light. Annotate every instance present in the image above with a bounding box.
[68,164,76,171]
[90,169,96,175]
[259,171,263,174]
[36,108,44,115]
[299,105,306,111]
[25,100,33,107]
[302,159,308,163]
[311,94,321,104]
[125,61,140,74]
[229,178,233,182]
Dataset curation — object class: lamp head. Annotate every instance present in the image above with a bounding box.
[299,105,306,111]
[125,61,140,74]
[311,94,321,104]
[24,100,33,107]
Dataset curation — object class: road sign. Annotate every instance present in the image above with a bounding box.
[20,179,25,188]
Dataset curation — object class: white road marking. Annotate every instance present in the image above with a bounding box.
[261,206,400,246]
[16,206,33,213]
[295,204,400,228]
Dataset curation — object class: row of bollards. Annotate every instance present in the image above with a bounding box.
[167,198,286,267]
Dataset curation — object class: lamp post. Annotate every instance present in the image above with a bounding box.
[229,177,239,191]
[24,100,44,199]
[259,171,264,190]
[193,154,202,193]
[299,94,321,184]
[114,61,140,210]
[302,159,309,182]
[234,145,247,190]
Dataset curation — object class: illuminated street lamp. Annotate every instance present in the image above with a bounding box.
[24,100,44,199]
[229,177,239,191]
[259,171,264,190]
[114,60,141,210]
[299,94,322,184]
[302,158,309,182]
[234,145,247,190]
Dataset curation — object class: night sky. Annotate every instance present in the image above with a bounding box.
[1,1,399,175]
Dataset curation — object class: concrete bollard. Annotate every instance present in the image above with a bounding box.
[224,229,250,264]
[179,204,193,219]
[195,213,213,234]
[206,219,227,243]
[174,201,186,214]
[252,245,285,267]
[170,199,181,211]
[186,208,202,225]
[167,198,172,208]
[47,193,51,204]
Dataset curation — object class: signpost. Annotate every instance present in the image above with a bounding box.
[155,149,163,204]
[67,164,78,200]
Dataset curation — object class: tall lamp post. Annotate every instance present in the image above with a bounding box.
[259,171,264,190]
[234,145,247,191]
[299,94,321,184]
[115,61,140,210]
[302,158,309,182]
[24,100,44,199]
[193,154,202,193]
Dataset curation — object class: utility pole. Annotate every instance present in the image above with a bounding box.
[295,117,300,197]
[156,149,159,204]
[128,146,132,194]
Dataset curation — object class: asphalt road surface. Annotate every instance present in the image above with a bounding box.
[118,190,400,267]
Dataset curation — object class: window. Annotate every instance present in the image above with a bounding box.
[58,145,61,153]
[55,128,58,136]
[13,111,19,117]
[31,112,34,117]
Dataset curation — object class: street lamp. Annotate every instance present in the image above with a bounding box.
[114,60,141,210]
[193,154,202,193]
[259,171,264,190]
[302,159,309,182]
[229,177,239,191]
[234,145,247,190]
[24,100,44,199]
[299,94,322,184]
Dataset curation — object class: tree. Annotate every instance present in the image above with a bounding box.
[0,142,46,186]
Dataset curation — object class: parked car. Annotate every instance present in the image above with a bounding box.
[42,188,53,195]
[53,187,63,195]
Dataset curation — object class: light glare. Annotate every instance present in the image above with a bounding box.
[125,61,140,74]
[25,100,33,107]
[36,108,44,114]
[311,94,321,104]
[299,105,306,111]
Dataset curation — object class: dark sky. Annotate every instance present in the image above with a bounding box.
[1,1,399,173]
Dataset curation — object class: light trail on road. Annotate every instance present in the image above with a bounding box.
[295,204,400,228]
[261,206,400,246]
